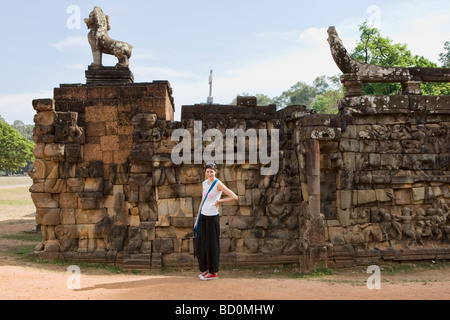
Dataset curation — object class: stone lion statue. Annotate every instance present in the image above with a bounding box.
[84,6,133,68]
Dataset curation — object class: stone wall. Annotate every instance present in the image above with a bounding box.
[29,81,450,270]
[328,95,450,267]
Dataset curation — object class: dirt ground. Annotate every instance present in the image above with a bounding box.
[1,176,449,300]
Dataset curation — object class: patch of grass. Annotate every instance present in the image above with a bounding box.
[1,232,42,242]
[0,219,35,225]
[0,199,33,206]
[287,267,335,279]
[6,244,36,260]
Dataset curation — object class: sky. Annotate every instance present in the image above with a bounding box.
[0,0,449,124]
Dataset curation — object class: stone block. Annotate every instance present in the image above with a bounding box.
[105,121,118,135]
[55,224,78,239]
[75,209,107,224]
[185,183,202,197]
[180,197,193,217]
[394,189,412,205]
[156,212,170,227]
[86,121,106,138]
[31,193,59,208]
[59,193,78,209]
[357,190,377,205]
[55,125,85,144]
[100,135,119,152]
[66,178,85,192]
[154,238,174,254]
[337,208,351,227]
[77,224,95,240]
[381,154,401,170]
[41,208,61,226]
[86,105,118,122]
[237,96,257,107]
[392,171,414,185]
[32,143,45,159]
[339,190,352,210]
[61,209,76,225]
[340,139,360,152]
[33,125,55,144]
[157,199,168,215]
[44,240,61,252]
[171,217,194,228]
[84,177,104,192]
[33,99,55,112]
[328,227,345,246]
[65,144,83,163]
[77,192,103,210]
[412,187,426,202]
[83,144,102,162]
[371,170,391,184]
[44,179,66,193]
[238,206,251,216]
[369,153,381,167]
[44,144,65,162]
[375,189,394,203]
[129,215,141,227]
[34,111,56,126]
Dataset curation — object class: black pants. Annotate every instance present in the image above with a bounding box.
[196,214,220,274]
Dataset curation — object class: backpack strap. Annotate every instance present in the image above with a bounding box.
[194,179,219,235]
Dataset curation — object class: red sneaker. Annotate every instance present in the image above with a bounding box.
[200,273,218,280]
[198,271,209,278]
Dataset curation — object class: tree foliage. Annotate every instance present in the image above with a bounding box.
[230,93,275,106]
[351,21,449,95]
[0,120,34,173]
[11,120,34,142]
[232,75,342,114]
[439,41,450,68]
[273,81,319,108]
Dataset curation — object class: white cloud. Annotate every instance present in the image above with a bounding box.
[299,27,329,47]
[257,30,302,42]
[51,36,89,53]
[0,91,53,125]
[387,12,450,63]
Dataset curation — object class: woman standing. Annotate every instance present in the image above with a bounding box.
[194,163,238,280]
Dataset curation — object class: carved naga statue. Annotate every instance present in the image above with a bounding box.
[84,6,133,68]
[327,26,450,95]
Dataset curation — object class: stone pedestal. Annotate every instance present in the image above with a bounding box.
[86,66,134,85]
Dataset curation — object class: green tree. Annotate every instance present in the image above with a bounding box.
[439,41,450,68]
[11,120,34,142]
[230,93,276,106]
[274,81,318,109]
[351,21,441,95]
[0,121,34,174]
[310,75,344,114]
[311,90,343,115]
[232,75,344,113]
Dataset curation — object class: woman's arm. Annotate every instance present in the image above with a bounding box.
[215,181,238,209]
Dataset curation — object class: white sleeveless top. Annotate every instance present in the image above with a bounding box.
[200,179,222,216]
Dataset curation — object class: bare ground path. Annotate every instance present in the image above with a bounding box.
[0,177,449,300]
